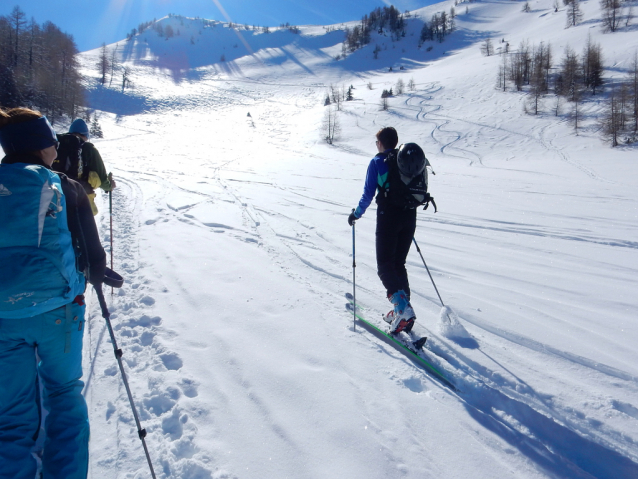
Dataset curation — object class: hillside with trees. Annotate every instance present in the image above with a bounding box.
[0,5,84,122]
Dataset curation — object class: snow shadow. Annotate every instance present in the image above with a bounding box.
[85,85,154,116]
[120,22,344,83]
[449,336,479,349]
[335,25,499,73]
[464,385,638,478]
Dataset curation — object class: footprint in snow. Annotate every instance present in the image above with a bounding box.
[402,376,426,393]
[179,378,199,398]
[140,330,156,346]
[171,437,198,460]
[140,295,155,306]
[106,402,116,421]
[160,352,183,371]
[125,315,161,328]
[162,408,184,441]
[143,387,181,417]
[612,400,638,419]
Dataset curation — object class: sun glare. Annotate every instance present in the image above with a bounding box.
[210,0,255,56]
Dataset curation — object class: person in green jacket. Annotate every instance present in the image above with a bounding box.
[68,119,116,215]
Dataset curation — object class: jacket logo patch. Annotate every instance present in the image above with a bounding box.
[0,184,12,196]
[5,292,35,304]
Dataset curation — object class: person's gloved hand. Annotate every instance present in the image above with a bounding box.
[108,172,117,189]
[88,260,106,286]
[348,211,358,226]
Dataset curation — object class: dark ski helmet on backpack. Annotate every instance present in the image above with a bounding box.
[397,143,426,177]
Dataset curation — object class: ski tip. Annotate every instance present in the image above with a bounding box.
[345,292,354,300]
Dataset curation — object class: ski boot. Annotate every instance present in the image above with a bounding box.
[384,290,415,334]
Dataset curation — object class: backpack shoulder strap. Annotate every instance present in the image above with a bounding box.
[380,149,399,187]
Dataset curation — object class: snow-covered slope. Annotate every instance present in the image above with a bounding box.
[77,2,638,478]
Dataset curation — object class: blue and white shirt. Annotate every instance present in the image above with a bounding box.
[353,149,392,218]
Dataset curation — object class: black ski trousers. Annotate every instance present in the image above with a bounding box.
[375,205,417,299]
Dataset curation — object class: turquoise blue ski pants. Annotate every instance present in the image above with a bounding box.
[0,300,89,479]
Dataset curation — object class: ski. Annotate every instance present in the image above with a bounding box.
[345,294,457,391]
[346,297,427,350]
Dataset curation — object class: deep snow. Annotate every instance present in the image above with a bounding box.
[73,1,638,478]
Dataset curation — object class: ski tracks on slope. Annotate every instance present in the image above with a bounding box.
[85,177,220,479]
[536,123,618,184]
[404,82,621,184]
[403,85,484,166]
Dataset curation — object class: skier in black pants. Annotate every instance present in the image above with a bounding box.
[348,127,425,334]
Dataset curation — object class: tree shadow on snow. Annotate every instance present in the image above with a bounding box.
[118,27,343,83]
[84,84,155,116]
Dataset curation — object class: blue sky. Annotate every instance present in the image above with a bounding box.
[3,0,428,52]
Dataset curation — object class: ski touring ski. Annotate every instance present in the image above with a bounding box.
[345,293,457,391]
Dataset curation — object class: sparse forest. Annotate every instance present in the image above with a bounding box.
[343,5,406,54]
[342,4,457,58]
[0,5,84,122]
[494,34,638,146]
[419,10,456,45]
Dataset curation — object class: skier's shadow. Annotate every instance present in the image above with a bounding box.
[447,336,479,349]
[428,332,638,477]
[462,383,638,478]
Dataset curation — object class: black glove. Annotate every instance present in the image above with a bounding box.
[348,212,358,226]
[87,258,106,286]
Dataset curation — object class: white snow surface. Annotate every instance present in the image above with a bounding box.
[75,2,638,478]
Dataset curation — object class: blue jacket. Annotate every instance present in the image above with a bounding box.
[354,150,391,218]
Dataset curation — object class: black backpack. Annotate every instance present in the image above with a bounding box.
[52,133,85,181]
[379,149,437,212]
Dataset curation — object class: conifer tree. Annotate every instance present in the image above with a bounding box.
[601,0,624,32]
[481,38,494,56]
[90,114,104,139]
[8,6,27,67]
[631,52,638,134]
[97,43,110,84]
[583,35,603,95]
[558,46,582,102]
[323,107,340,144]
[602,83,623,145]
[395,78,405,95]
[566,0,584,27]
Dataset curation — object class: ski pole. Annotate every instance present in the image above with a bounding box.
[412,237,444,306]
[351,209,356,331]
[109,174,114,296]
[412,237,453,323]
[95,284,157,479]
